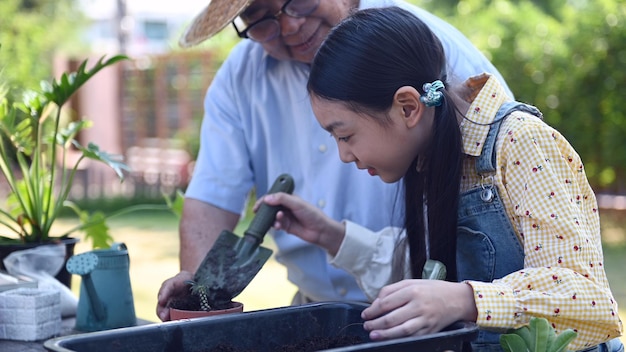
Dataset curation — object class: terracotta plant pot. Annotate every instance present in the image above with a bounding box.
[169,301,244,320]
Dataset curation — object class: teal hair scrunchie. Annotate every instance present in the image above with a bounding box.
[419,80,445,107]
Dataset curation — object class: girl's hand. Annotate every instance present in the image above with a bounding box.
[254,192,345,255]
[361,280,478,340]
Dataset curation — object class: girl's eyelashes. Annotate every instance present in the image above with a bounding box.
[329,133,351,143]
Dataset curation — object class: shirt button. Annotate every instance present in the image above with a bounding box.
[317,199,326,208]
[338,288,347,296]
[318,144,327,153]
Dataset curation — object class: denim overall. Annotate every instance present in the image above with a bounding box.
[455,101,623,352]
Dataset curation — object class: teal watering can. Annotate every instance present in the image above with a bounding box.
[66,242,136,332]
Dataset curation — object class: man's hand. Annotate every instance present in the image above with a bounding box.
[156,270,194,321]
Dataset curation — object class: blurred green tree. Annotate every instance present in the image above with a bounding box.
[0,0,85,98]
[411,0,626,192]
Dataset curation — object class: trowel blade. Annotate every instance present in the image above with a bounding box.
[195,230,273,305]
[193,174,295,306]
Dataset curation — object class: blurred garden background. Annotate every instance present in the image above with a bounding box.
[1,0,625,344]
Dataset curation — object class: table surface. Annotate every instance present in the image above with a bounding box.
[0,316,154,352]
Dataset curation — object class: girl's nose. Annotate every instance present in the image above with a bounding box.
[338,145,356,164]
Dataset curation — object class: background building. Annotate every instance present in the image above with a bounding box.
[78,0,208,56]
[51,0,218,199]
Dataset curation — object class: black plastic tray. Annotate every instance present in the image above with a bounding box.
[44,301,478,352]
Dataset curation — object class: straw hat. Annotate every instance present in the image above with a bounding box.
[179,0,254,48]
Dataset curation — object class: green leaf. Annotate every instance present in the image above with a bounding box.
[6,176,51,238]
[72,141,130,179]
[57,120,92,146]
[548,329,577,352]
[500,333,530,352]
[530,317,551,352]
[164,189,185,219]
[500,317,576,352]
[513,325,534,348]
[79,211,114,249]
[0,101,35,155]
[16,89,47,118]
[42,55,129,107]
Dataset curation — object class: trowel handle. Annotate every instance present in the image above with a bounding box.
[245,174,295,243]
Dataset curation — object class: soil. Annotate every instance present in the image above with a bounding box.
[207,335,363,352]
[167,293,203,311]
[168,294,236,311]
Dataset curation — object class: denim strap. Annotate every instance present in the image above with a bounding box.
[475,101,542,175]
[578,338,625,352]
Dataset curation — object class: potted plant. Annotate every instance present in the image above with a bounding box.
[167,285,244,320]
[166,250,245,320]
[500,316,578,352]
[0,55,166,287]
[164,190,244,320]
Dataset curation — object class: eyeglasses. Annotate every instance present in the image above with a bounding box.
[232,0,320,43]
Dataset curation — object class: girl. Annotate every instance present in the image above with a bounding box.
[258,6,622,351]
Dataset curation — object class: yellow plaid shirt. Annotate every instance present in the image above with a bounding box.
[462,74,622,349]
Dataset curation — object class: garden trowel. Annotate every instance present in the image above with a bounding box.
[194,173,295,308]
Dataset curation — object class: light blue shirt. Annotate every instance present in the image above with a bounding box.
[186,0,514,302]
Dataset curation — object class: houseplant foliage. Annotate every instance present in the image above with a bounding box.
[0,54,149,248]
[499,316,578,352]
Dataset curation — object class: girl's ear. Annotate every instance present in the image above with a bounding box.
[393,86,424,129]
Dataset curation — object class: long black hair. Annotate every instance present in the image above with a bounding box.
[307,7,463,281]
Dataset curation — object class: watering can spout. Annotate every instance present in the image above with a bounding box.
[66,252,106,321]
[66,242,136,332]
